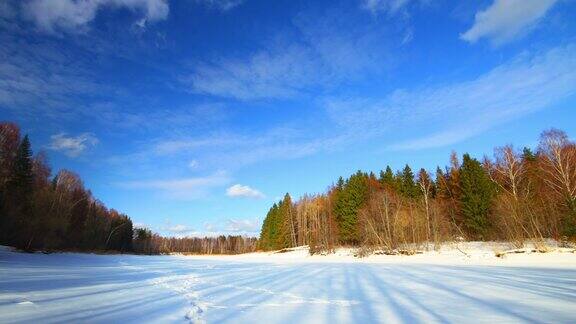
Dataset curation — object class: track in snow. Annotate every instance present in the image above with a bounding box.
[1,249,575,323]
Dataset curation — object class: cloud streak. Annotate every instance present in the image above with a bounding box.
[118,171,230,199]
[196,0,244,11]
[164,224,195,235]
[185,9,395,100]
[224,218,260,232]
[362,0,412,15]
[328,44,576,150]
[23,0,169,33]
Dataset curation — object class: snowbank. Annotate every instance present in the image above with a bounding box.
[177,241,576,268]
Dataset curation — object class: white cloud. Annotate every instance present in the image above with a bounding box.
[362,0,411,15]
[48,133,98,157]
[133,222,148,228]
[153,136,242,155]
[203,222,216,232]
[196,0,244,11]
[23,0,169,33]
[226,184,265,199]
[200,218,261,236]
[165,224,195,234]
[118,171,230,199]
[186,10,393,100]
[156,218,260,238]
[327,44,576,150]
[188,160,199,169]
[188,45,317,100]
[225,219,260,232]
[0,35,101,113]
[461,0,558,45]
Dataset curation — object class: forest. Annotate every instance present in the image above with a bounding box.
[259,129,576,254]
[0,122,256,254]
[2,121,575,256]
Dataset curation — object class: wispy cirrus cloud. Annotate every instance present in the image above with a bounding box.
[187,44,317,100]
[226,184,265,199]
[327,44,576,150]
[224,218,260,233]
[202,218,261,236]
[362,0,411,15]
[48,133,99,157]
[143,125,350,171]
[163,224,196,236]
[185,9,395,100]
[0,34,101,116]
[195,0,244,11]
[117,171,231,199]
[158,218,260,237]
[22,0,169,34]
[461,0,558,45]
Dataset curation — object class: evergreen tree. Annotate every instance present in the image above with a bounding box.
[258,203,278,250]
[379,166,395,189]
[522,147,536,162]
[12,135,34,196]
[278,193,294,248]
[334,171,368,245]
[258,195,294,250]
[9,135,35,249]
[459,153,495,239]
[336,176,344,190]
[400,164,419,198]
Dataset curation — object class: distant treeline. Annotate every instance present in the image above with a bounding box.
[0,122,256,254]
[259,129,576,253]
[133,228,257,255]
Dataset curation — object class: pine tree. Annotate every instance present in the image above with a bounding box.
[459,153,495,239]
[522,147,536,162]
[334,171,368,245]
[257,194,294,250]
[12,135,34,196]
[379,166,395,190]
[336,176,344,190]
[278,193,294,248]
[9,135,35,249]
[258,203,278,250]
[400,164,419,198]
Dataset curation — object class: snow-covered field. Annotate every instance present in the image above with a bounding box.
[1,244,576,323]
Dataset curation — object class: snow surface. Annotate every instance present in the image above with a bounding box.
[1,243,576,323]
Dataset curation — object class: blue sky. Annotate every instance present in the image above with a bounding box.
[1,0,575,237]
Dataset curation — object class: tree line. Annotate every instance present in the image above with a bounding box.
[258,129,576,253]
[133,228,257,255]
[0,122,256,254]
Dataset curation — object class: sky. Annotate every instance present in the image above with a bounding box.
[1,0,575,237]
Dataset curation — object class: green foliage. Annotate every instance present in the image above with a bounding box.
[0,124,135,252]
[459,154,495,239]
[522,147,536,162]
[336,176,344,190]
[334,171,368,245]
[379,166,395,189]
[399,164,419,198]
[258,193,294,250]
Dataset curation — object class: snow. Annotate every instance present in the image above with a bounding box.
[1,243,576,323]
